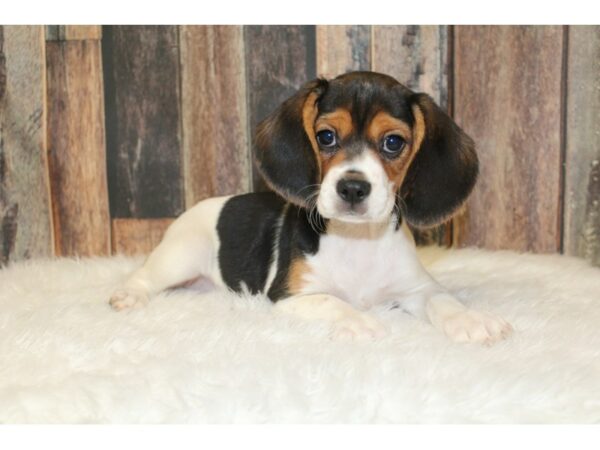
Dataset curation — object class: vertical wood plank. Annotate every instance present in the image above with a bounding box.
[453,26,564,253]
[111,218,173,255]
[0,26,53,264]
[102,25,183,218]
[372,25,450,246]
[45,26,59,41]
[46,39,110,256]
[180,26,250,208]
[59,26,102,40]
[564,26,600,266]
[373,26,449,109]
[244,25,316,191]
[47,26,102,41]
[316,25,371,78]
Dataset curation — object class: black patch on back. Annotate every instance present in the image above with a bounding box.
[217,192,286,295]
[217,192,324,300]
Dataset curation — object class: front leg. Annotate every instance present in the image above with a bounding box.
[274,293,387,340]
[424,290,513,345]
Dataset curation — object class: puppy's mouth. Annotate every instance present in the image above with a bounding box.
[317,198,394,224]
[328,202,369,222]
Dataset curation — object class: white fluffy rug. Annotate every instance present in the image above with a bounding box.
[1,247,599,423]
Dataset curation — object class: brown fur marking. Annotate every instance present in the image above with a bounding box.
[302,91,322,174]
[374,107,426,190]
[411,103,426,153]
[287,257,311,294]
[315,108,353,140]
[367,111,412,143]
[320,150,347,180]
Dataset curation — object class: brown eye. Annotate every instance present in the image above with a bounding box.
[316,129,336,148]
[382,134,406,155]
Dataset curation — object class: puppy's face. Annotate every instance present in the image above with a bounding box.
[255,71,478,227]
[312,74,423,223]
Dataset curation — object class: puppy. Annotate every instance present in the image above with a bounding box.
[109,71,512,344]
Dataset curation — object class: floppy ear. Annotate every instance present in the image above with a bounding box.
[254,79,328,207]
[399,93,478,228]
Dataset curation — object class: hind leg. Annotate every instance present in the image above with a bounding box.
[109,232,215,311]
[109,197,228,311]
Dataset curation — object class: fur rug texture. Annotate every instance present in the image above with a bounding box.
[1,247,599,424]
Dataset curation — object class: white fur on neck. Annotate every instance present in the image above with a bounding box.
[298,218,432,310]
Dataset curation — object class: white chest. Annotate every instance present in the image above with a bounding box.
[299,220,429,309]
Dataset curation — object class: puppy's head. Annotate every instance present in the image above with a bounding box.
[255,71,478,227]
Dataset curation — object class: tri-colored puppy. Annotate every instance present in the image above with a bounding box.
[110,71,512,344]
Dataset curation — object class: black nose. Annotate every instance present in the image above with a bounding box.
[336,178,371,205]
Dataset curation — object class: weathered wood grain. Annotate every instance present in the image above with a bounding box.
[316,25,371,78]
[244,25,317,191]
[46,40,110,256]
[453,26,564,253]
[0,26,53,264]
[563,26,600,266]
[111,218,173,255]
[373,25,450,246]
[47,26,102,41]
[373,26,449,108]
[180,25,250,208]
[102,25,183,218]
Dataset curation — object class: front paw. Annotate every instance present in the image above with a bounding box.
[109,289,149,311]
[440,309,512,345]
[330,312,388,341]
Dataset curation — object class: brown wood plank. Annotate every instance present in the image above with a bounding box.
[47,26,102,41]
[244,25,316,192]
[111,218,173,255]
[180,25,250,208]
[102,26,183,218]
[372,25,450,246]
[453,26,564,253]
[0,26,53,264]
[46,40,110,257]
[563,26,600,266]
[316,25,371,78]
[60,26,102,40]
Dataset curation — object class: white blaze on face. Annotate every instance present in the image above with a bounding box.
[317,150,396,223]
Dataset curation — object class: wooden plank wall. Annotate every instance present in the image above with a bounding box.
[453,26,564,253]
[46,31,111,256]
[245,26,317,192]
[0,25,599,267]
[372,25,450,245]
[563,26,600,267]
[0,26,53,264]
[180,26,250,208]
[102,26,184,254]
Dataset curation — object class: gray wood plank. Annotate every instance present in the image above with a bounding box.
[373,25,450,246]
[244,25,317,192]
[563,25,600,266]
[0,26,53,263]
[102,25,183,218]
[316,25,371,78]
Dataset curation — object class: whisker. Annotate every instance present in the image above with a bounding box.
[394,193,408,227]
[305,191,325,234]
